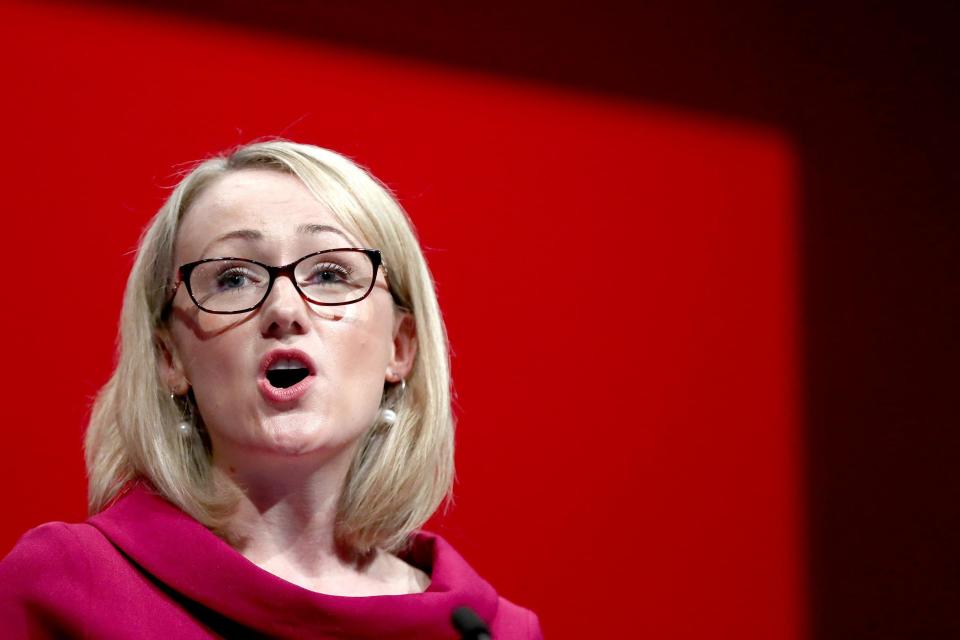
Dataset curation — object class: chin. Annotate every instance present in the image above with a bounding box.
[256,414,363,459]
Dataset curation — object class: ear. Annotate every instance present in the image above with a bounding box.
[386,311,417,383]
[155,327,190,394]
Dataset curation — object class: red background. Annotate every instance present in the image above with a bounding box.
[0,1,801,637]
[2,1,956,638]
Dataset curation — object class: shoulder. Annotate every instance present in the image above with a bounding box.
[492,595,545,640]
[0,521,105,584]
[1,522,122,606]
[411,532,543,639]
[0,522,112,637]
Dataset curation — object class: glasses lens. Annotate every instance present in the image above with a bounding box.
[295,250,374,305]
[189,259,270,312]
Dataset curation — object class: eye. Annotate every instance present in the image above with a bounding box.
[214,266,261,291]
[304,262,351,286]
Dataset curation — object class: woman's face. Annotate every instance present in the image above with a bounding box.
[161,168,414,467]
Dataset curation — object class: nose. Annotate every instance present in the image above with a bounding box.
[259,274,309,339]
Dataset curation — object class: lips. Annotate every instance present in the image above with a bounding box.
[257,349,316,404]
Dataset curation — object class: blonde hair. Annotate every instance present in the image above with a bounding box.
[85,140,454,554]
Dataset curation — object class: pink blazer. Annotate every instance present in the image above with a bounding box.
[0,484,542,639]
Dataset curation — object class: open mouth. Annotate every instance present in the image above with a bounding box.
[265,359,311,389]
[258,349,317,404]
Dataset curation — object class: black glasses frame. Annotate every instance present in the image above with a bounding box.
[172,248,385,315]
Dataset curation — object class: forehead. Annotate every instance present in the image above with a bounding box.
[176,168,364,261]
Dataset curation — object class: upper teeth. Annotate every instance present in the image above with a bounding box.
[270,359,306,370]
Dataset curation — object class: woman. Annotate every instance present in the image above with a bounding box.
[0,140,542,638]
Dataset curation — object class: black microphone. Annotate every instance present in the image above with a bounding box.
[451,605,492,640]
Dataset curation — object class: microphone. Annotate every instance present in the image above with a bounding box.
[451,605,492,640]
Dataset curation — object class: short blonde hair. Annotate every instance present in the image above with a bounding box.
[85,140,454,554]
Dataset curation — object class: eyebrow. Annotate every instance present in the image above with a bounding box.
[200,224,353,257]
[295,223,351,241]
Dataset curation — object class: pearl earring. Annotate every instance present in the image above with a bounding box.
[380,378,406,426]
[170,393,193,435]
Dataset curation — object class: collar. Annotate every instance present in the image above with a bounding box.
[88,483,498,638]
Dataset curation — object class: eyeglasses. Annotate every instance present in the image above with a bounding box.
[172,248,386,314]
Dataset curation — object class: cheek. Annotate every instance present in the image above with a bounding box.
[327,322,392,391]
[173,329,252,415]
[168,306,251,384]
[323,312,396,411]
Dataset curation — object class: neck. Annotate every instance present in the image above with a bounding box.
[209,444,429,596]
[214,445,358,575]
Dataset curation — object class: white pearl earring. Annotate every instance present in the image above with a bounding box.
[379,378,406,427]
[171,393,193,436]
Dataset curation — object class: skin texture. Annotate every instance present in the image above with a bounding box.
[158,169,426,596]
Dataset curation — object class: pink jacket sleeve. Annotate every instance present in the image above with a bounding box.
[0,522,95,639]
